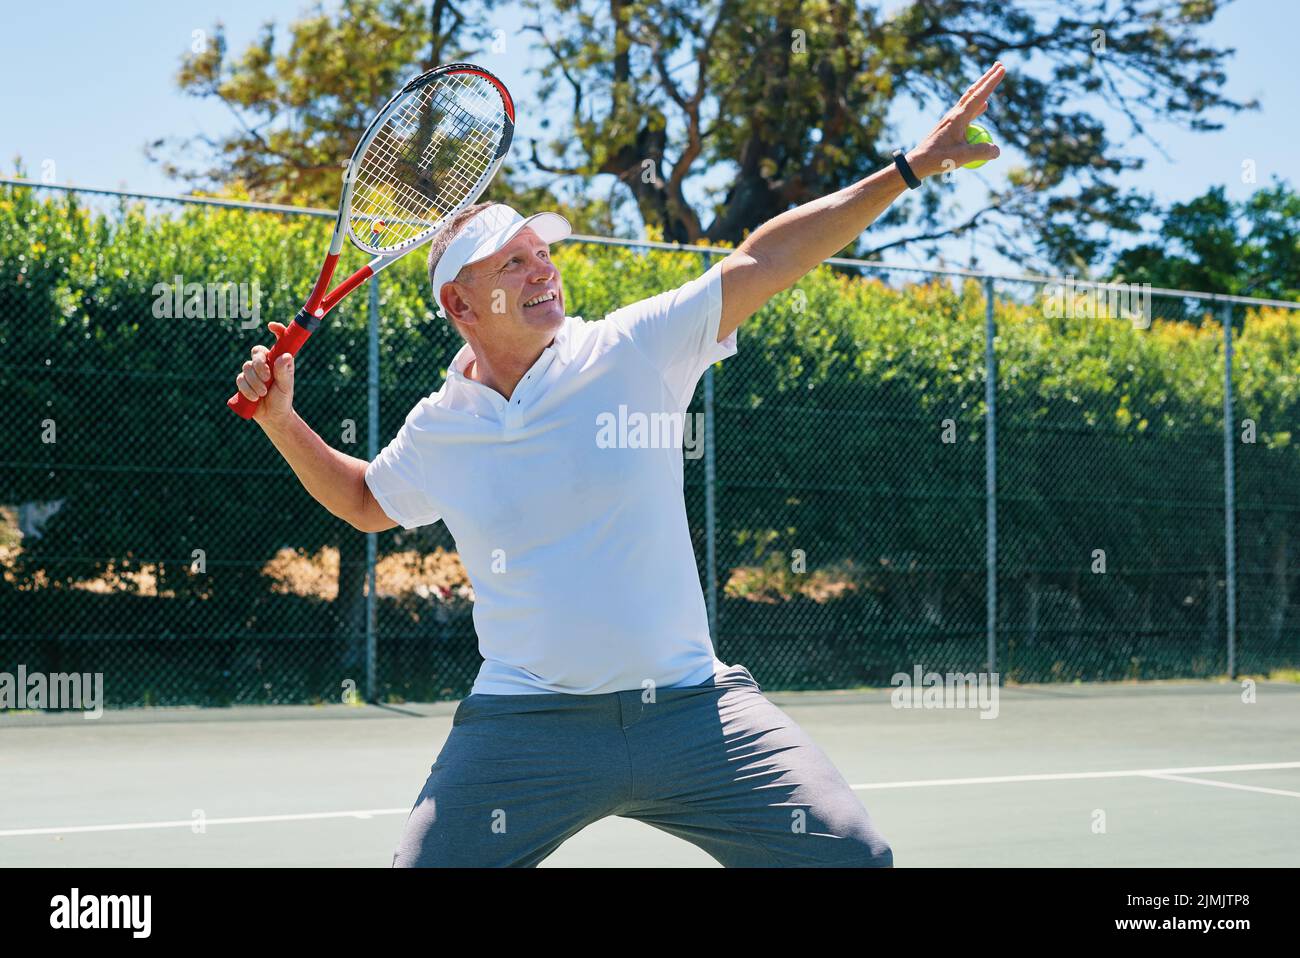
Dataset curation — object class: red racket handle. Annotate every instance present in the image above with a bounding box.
[226,312,317,419]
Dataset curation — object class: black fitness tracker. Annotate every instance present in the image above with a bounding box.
[892,149,922,190]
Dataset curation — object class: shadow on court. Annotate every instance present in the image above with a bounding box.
[2,680,1297,867]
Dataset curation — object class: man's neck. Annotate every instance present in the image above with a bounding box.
[465,335,556,400]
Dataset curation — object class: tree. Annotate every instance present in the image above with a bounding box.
[154,1,1251,272]
[1110,181,1300,302]
[151,0,504,206]
[522,0,1251,270]
[150,0,617,229]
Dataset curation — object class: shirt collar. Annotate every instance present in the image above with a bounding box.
[447,315,576,386]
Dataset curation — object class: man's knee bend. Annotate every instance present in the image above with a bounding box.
[840,835,893,868]
[867,842,894,868]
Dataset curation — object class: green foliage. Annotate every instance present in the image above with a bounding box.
[153,1,1251,269]
[1111,181,1300,303]
[152,0,513,208]
[2,191,301,598]
[1,190,1297,701]
[150,0,611,230]
[523,0,1250,268]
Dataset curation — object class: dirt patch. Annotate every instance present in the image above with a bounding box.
[263,545,472,601]
[724,559,861,603]
[0,509,474,601]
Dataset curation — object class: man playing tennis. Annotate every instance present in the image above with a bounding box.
[235,64,1003,867]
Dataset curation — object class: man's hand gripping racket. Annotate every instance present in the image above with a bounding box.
[228,63,515,419]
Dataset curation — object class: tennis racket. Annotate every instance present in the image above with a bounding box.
[227,62,515,418]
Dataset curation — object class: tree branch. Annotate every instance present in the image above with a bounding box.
[529,139,587,177]
[859,199,1006,257]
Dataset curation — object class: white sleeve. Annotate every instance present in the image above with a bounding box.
[364,404,441,530]
[606,260,737,410]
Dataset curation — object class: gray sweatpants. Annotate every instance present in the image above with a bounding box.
[392,664,893,867]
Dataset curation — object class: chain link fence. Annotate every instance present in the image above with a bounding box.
[1,179,1297,706]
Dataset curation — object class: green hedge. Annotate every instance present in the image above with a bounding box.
[1,187,1296,703]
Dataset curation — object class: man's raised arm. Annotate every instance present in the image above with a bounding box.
[717,62,1005,341]
[234,320,398,534]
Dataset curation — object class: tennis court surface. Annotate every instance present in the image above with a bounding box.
[2,679,1297,867]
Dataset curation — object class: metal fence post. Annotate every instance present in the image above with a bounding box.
[701,252,719,639]
[1222,301,1238,679]
[365,275,380,702]
[13,176,1300,703]
[984,276,998,676]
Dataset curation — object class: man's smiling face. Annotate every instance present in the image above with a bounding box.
[447,227,565,336]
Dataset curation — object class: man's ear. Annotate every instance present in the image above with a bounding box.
[441,281,478,326]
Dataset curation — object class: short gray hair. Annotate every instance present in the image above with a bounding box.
[427,202,496,292]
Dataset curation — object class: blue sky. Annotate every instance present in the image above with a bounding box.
[0,0,1292,274]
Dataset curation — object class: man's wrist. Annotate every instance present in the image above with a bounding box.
[257,407,301,438]
[904,148,939,182]
[892,150,922,189]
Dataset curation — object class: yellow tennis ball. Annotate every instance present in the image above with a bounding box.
[964,124,994,169]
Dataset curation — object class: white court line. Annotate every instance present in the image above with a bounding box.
[1142,773,1300,800]
[0,808,409,838]
[849,761,1300,790]
[3,761,1298,839]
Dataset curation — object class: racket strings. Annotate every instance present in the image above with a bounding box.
[353,84,494,243]
[350,72,507,252]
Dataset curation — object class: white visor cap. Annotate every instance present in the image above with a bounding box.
[432,204,572,317]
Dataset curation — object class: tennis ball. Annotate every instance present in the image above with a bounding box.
[964,124,994,169]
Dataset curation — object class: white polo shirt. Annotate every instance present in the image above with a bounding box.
[365,262,737,694]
